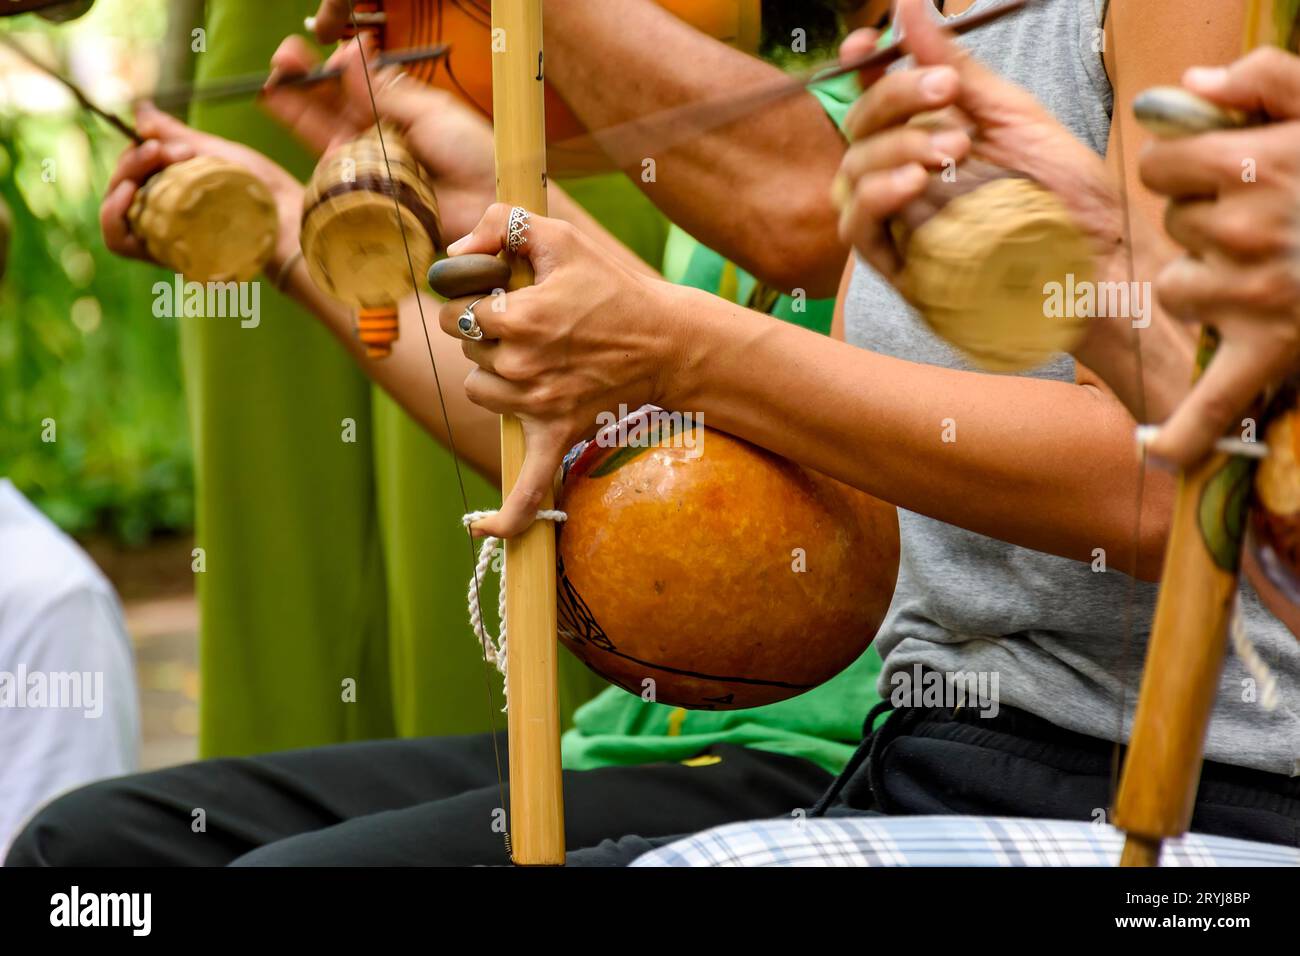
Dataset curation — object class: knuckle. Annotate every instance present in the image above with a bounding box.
[523,381,559,414]
[424,88,457,110]
[1215,208,1272,256]
[888,128,936,165]
[1154,265,1185,305]
[1269,263,1300,308]
[549,219,578,247]
[493,354,523,381]
[489,307,518,339]
[506,303,541,338]
[495,350,539,382]
[529,380,561,412]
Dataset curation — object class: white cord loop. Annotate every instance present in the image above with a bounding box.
[463,509,567,709]
[1229,600,1279,711]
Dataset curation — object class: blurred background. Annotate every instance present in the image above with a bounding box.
[1,0,205,768]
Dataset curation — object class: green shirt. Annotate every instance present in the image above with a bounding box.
[561,73,880,777]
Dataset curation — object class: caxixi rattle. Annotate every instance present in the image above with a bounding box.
[127,156,278,283]
[301,125,442,358]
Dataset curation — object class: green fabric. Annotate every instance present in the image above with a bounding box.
[562,650,881,776]
[187,2,389,756]
[187,2,669,755]
[562,72,882,777]
[560,174,669,272]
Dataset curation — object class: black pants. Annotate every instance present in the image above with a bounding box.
[4,734,830,867]
[812,703,1300,847]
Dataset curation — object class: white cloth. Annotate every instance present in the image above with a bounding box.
[632,815,1300,867]
[0,480,139,858]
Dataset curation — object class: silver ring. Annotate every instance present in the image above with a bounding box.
[457,298,486,341]
[506,206,531,253]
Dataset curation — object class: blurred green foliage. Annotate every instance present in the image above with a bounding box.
[0,1,192,544]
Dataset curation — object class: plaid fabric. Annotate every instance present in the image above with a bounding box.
[631,816,1300,867]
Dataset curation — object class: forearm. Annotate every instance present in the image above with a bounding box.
[661,283,1175,578]
[544,0,848,295]
[267,229,502,483]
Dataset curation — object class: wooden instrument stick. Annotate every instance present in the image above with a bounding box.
[0,34,142,143]
[148,45,450,111]
[491,0,565,867]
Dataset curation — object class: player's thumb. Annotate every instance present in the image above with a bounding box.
[896,0,1044,123]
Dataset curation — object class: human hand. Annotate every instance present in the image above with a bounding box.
[262,34,498,242]
[437,204,685,538]
[1139,48,1300,466]
[100,103,303,272]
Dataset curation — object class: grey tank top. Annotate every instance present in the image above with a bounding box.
[846,0,1300,775]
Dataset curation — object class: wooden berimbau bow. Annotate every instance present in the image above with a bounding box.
[1112,0,1300,867]
[339,0,563,865]
[481,0,565,867]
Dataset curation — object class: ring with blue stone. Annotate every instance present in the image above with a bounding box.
[457,297,486,341]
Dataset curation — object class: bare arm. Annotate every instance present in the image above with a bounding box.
[543,0,850,296]
[271,243,503,483]
[665,282,1175,580]
[441,205,1178,568]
